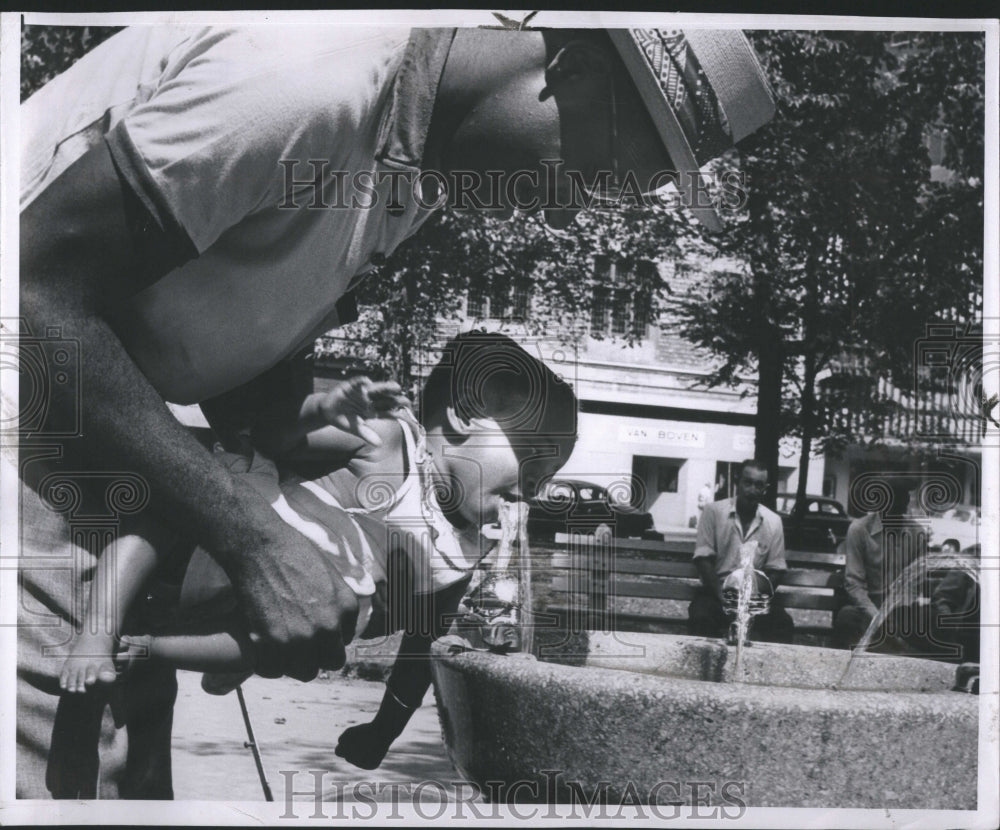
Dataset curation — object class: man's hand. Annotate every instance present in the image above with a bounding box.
[223,491,359,680]
[314,377,410,446]
[694,556,723,602]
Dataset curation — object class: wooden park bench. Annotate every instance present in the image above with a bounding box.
[540,534,844,636]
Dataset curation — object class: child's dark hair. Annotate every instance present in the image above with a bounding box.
[420,331,578,455]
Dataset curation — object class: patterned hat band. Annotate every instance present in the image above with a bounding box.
[632,29,733,167]
[609,28,776,231]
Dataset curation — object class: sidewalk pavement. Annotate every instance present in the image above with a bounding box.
[170,667,458,803]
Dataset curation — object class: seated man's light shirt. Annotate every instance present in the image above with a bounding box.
[20,25,450,403]
[842,512,923,612]
[693,497,787,576]
[843,512,884,612]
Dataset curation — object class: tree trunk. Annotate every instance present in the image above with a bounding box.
[745,163,782,509]
[793,250,822,529]
[755,329,783,509]
[793,354,818,528]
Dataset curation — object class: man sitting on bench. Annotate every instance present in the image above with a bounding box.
[688,460,795,643]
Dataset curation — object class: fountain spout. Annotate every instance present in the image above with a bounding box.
[722,567,774,646]
[461,500,532,654]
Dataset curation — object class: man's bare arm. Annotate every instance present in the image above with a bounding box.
[20,142,357,680]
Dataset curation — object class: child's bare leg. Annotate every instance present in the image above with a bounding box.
[336,579,468,770]
[60,524,163,693]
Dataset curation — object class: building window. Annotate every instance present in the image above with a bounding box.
[590,287,610,332]
[590,257,655,338]
[611,293,631,336]
[466,284,488,319]
[715,461,738,501]
[511,284,531,320]
[466,280,532,321]
[490,281,509,320]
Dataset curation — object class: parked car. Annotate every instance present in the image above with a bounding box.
[525,479,664,541]
[922,505,980,551]
[774,493,851,552]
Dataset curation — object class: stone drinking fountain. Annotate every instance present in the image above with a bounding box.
[430,515,979,809]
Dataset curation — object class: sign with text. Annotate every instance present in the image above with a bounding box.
[618,424,706,448]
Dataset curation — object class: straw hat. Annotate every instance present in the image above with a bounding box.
[608,29,776,231]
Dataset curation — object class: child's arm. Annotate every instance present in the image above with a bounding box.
[131,620,257,674]
[252,377,409,459]
[60,517,176,692]
[334,577,471,770]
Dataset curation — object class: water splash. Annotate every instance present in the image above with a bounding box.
[837,553,979,687]
[722,541,773,681]
[487,499,532,654]
[517,501,533,656]
[857,553,979,653]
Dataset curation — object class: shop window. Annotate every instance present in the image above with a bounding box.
[715,461,738,500]
[823,475,837,499]
[657,463,680,493]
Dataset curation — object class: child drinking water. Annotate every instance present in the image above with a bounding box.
[60,331,578,770]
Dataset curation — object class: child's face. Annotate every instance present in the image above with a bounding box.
[440,426,567,528]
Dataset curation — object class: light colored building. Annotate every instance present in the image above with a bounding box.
[817,330,985,517]
[428,259,824,534]
[552,327,821,533]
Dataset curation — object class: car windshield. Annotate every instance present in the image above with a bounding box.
[540,481,575,502]
[929,507,980,524]
[539,481,616,505]
[776,496,796,514]
[775,496,845,516]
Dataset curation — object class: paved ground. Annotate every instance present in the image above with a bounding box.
[171,669,459,803]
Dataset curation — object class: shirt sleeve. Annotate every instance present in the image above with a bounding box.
[764,514,787,570]
[843,521,878,615]
[105,28,362,255]
[693,504,717,559]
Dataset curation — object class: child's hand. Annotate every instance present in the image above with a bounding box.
[335,721,394,770]
[317,378,410,446]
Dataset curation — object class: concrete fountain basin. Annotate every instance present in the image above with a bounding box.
[430,632,978,809]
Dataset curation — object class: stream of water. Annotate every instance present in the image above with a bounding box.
[836,552,979,687]
[724,541,760,681]
[497,499,533,654]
